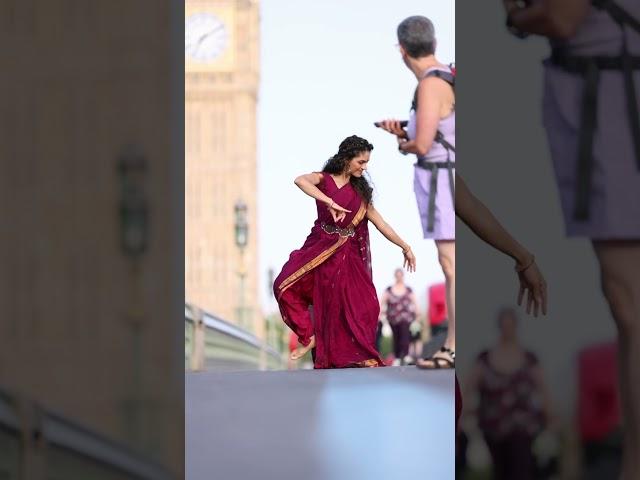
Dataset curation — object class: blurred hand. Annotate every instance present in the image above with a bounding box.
[502,0,522,15]
[517,259,547,317]
[378,119,407,139]
[327,201,350,223]
[403,248,416,272]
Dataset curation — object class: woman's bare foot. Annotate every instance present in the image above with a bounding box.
[290,336,316,361]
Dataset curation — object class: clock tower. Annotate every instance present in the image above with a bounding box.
[185,0,262,338]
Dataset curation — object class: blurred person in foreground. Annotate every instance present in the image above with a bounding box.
[272,136,416,369]
[504,1,640,477]
[455,174,548,430]
[463,307,555,480]
[377,15,457,369]
[379,268,420,365]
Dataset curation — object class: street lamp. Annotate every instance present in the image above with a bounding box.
[117,150,149,258]
[234,200,249,330]
[116,147,149,448]
[234,200,248,250]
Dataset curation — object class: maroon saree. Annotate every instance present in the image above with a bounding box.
[273,174,384,369]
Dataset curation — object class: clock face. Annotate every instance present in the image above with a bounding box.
[185,12,229,63]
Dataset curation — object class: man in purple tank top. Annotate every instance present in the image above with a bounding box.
[506,1,640,477]
[377,16,457,370]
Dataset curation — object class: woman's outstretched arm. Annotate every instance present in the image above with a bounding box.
[294,172,334,206]
[456,174,532,267]
[456,174,548,315]
[294,172,350,222]
[366,204,417,272]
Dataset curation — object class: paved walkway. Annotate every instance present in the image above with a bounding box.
[186,367,455,480]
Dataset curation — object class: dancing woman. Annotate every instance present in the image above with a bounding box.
[273,135,416,369]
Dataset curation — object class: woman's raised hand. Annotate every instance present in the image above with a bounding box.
[403,247,417,272]
[516,257,547,317]
[327,200,351,223]
[378,119,408,139]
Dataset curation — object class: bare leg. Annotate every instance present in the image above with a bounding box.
[417,240,455,368]
[593,240,640,480]
[277,273,316,362]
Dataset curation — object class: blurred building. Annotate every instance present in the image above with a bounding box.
[185,0,262,339]
[0,0,183,478]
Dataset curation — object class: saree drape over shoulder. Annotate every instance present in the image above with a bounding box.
[273,174,384,369]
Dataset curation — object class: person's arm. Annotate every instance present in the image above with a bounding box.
[456,174,532,267]
[410,291,420,321]
[366,204,417,272]
[504,0,590,39]
[531,363,556,428]
[294,172,334,206]
[379,290,390,319]
[461,361,484,420]
[456,174,547,315]
[294,172,350,222]
[399,77,448,156]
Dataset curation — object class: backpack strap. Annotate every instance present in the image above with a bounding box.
[426,69,456,86]
[411,69,455,111]
[555,0,640,220]
[435,131,456,153]
[592,0,640,33]
[411,68,456,154]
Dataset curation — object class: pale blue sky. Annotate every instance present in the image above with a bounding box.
[257,0,455,312]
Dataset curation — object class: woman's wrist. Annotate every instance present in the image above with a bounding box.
[401,244,411,254]
[515,251,535,272]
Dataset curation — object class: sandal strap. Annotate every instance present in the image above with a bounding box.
[440,346,456,359]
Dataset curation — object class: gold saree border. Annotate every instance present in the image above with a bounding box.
[348,358,383,368]
[276,201,367,299]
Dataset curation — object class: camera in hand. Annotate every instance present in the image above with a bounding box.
[374,121,408,128]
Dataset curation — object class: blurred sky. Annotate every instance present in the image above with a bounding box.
[258,0,455,312]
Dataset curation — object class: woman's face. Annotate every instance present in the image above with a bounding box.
[394,269,404,282]
[498,311,518,339]
[347,151,370,177]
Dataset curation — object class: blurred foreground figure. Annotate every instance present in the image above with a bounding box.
[464,307,555,480]
[454,174,548,432]
[505,1,640,477]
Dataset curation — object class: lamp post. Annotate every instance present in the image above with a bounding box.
[234,200,249,331]
[118,151,149,258]
[266,267,275,345]
[117,147,149,449]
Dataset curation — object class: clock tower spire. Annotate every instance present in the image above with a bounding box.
[185,0,261,338]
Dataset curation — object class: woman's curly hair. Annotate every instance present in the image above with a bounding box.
[322,135,374,204]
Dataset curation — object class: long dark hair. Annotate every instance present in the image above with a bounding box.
[321,135,374,204]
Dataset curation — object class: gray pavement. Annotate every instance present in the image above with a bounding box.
[186,366,455,480]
